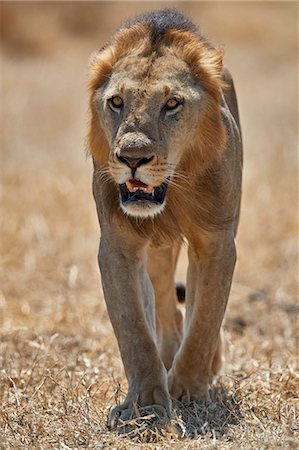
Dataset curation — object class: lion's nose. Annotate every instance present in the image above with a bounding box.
[116,155,154,170]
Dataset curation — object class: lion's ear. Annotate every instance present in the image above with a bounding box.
[196,46,226,98]
[201,46,224,81]
[87,46,116,91]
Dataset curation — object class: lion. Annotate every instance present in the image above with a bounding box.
[87,9,242,430]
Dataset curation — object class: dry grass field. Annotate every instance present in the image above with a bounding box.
[1,2,298,449]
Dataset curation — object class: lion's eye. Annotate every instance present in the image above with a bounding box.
[108,96,123,111]
[165,98,180,110]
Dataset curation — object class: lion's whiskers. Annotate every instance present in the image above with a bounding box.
[94,167,114,185]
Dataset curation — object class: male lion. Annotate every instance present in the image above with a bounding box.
[87,9,242,429]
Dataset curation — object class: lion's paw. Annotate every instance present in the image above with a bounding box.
[168,367,210,404]
[108,403,170,436]
[108,403,169,429]
[108,385,171,435]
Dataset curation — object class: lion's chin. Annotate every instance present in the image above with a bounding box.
[118,179,169,218]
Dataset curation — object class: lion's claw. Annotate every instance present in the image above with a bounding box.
[107,407,122,429]
[108,403,170,433]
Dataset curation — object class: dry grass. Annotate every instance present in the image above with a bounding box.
[1,2,298,449]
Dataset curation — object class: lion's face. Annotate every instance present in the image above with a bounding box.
[95,54,203,217]
[88,25,225,219]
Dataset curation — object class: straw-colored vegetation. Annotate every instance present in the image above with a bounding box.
[1,2,298,448]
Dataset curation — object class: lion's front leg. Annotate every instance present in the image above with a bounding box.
[98,226,171,429]
[168,231,236,402]
[147,244,183,371]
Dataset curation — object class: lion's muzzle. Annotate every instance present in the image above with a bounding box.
[114,149,170,217]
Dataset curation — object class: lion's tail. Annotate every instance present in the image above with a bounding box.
[176,282,186,303]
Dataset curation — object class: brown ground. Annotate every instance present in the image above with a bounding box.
[1,2,298,449]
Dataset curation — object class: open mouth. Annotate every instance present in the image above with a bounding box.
[119,179,169,207]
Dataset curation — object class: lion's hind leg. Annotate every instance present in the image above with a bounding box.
[148,243,183,371]
[211,332,224,375]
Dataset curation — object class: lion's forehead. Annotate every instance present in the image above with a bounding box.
[108,54,195,97]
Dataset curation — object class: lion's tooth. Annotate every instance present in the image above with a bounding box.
[125,180,154,194]
[125,180,134,192]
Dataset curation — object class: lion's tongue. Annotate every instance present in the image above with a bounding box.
[126,179,154,194]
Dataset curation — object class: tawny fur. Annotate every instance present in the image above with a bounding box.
[88,10,242,430]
